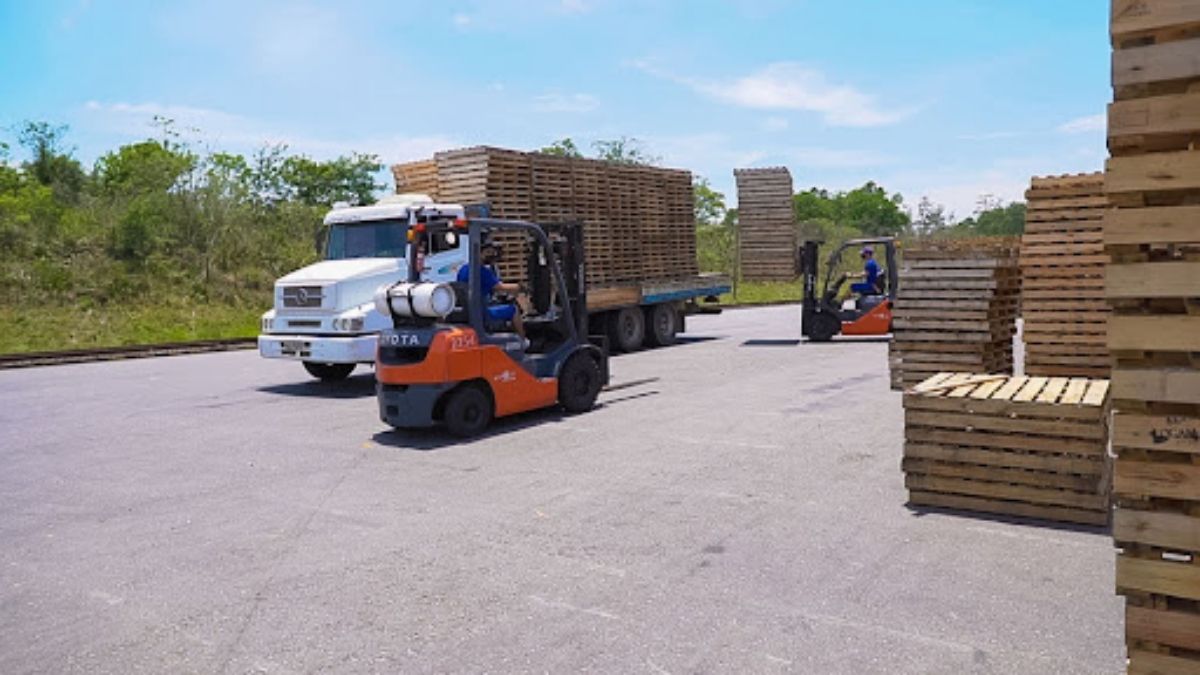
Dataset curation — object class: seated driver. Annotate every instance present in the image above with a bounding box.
[845,246,881,296]
[456,239,526,341]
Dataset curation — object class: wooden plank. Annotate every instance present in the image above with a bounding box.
[1060,378,1090,405]
[1082,380,1111,406]
[903,458,1101,491]
[1107,261,1200,299]
[905,409,1104,440]
[904,442,1103,474]
[1113,413,1200,455]
[1104,205,1200,245]
[1114,508,1200,552]
[1110,315,1200,352]
[1114,367,1200,405]
[907,490,1108,525]
[1115,459,1200,501]
[905,474,1108,510]
[1109,91,1200,139]
[903,394,1107,421]
[1035,377,1070,404]
[1013,376,1049,402]
[1127,649,1200,675]
[1125,605,1200,652]
[1111,0,1200,39]
[1117,555,1200,601]
[1112,36,1200,87]
[905,427,1107,456]
[1105,151,1200,194]
[969,378,1006,400]
[991,376,1028,401]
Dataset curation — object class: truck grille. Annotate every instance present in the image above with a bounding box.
[282,285,324,309]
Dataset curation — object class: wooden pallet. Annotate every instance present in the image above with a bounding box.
[890,239,1021,390]
[1021,172,1111,377]
[393,146,698,289]
[735,167,796,281]
[903,373,1112,526]
[1107,3,1200,670]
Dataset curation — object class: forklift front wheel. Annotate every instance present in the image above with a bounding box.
[807,312,840,342]
[558,353,603,413]
[442,384,493,438]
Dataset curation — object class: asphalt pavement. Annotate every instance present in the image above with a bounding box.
[0,305,1123,674]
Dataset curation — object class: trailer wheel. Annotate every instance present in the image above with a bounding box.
[644,303,679,347]
[558,353,603,413]
[608,307,645,352]
[303,362,356,381]
[806,313,840,342]
[442,384,493,438]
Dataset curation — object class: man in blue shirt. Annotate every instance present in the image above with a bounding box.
[457,239,526,340]
[848,246,881,295]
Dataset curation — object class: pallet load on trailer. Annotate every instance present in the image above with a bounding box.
[1020,173,1111,378]
[888,239,1020,390]
[903,373,1112,527]
[394,147,730,353]
[1107,2,1200,671]
[734,167,797,281]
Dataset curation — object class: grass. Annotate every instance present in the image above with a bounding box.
[718,280,803,306]
[1,301,262,354]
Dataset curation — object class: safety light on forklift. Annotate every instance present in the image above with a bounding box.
[453,218,468,229]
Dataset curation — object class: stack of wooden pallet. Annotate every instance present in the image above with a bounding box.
[1021,173,1110,377]
[734,168,796,281]
[903,373,1112,526]
[889,239,1021,390]
[392,147,698,287]
[1107,4,1200,671]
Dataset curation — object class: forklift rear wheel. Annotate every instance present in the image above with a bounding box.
[303,362,356,381]
[558,354,603,413]
[644,303,679,347]
[608,307,646,352]
[806,313,840,342]
[442,385,493,438]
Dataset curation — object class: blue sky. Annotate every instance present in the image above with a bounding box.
[0,0,1109,217]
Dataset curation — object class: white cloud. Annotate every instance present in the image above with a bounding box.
[80,100,456,163]
[635,61,909,127]
[452,12,472,27]
[532,93,599,113]
[1057,113,1105,134]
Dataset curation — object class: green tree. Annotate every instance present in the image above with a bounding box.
[954,197,1026,236]
[592,136,660,166]
[693,177,726,226]
[793,182,909,236]
[279,152,382,206]
[539,138,583,158]
[913,196,950,236]
[17,122,86,203]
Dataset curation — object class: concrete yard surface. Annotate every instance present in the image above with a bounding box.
[0,305,1123,673]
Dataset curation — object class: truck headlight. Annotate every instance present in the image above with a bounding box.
[334,315,365,332]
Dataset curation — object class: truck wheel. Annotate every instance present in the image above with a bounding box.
[303,362,356,381]
[558,353,602,413]
[644,303,679,347]
[442,385,493,437]
[806,313,841,342]
[608,307,645,352]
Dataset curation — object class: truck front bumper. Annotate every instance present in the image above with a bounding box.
[258,334,377,363]
[377,382,453,429]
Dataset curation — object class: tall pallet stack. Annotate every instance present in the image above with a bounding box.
[734,168,796,281]
[1107,3,1200,671]
[392,147,698,288]
[903,373,1112,526]
[1021,173,1111,377]
[889,239,1021,390]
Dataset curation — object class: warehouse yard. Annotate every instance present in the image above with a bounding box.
[0,306,1123,674]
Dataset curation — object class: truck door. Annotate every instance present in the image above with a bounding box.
[421,231,468,282]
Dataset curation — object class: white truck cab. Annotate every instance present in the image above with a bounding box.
[258,194,468,381]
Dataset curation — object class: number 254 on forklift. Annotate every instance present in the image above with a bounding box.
[373,215,609,437]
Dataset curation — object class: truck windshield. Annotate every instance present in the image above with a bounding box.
[326,220,407,260]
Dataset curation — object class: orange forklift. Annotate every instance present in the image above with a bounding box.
[374,215,608,436]
[798,237,899,342]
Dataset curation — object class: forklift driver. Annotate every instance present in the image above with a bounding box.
[845,246,881,296]
[456,239,527,341]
